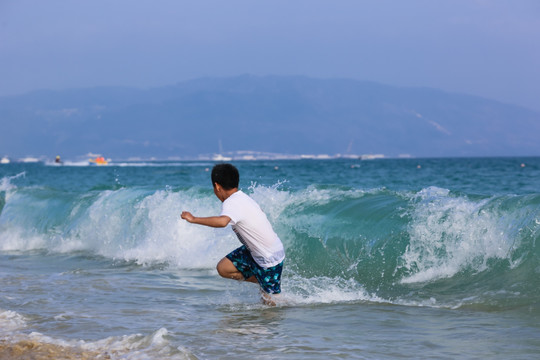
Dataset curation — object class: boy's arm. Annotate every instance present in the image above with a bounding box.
[181,211,231,228]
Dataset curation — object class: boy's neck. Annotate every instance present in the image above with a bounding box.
[214,184,238,202]
[222,188,238,201]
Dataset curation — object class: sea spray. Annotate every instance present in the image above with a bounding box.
[398,186,513,283]
[0,182,238,267]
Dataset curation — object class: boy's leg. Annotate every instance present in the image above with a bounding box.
[216,257,258,283]
[218,257,279,305]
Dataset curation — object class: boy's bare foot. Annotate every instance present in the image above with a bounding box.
[261,292,280,306]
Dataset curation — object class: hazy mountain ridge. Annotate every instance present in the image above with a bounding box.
[1,75,539,159]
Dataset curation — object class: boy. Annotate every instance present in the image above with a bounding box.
[181,163,285,305]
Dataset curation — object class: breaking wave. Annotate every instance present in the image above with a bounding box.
[1,172,539,311]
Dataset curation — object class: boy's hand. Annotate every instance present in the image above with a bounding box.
[181,211,195,222]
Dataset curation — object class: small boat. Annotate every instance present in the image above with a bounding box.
[0,156,10,164]
[89,156,109,166]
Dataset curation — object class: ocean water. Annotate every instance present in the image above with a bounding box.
[0,158,539,359]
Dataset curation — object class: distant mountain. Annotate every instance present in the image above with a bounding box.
[1,75,539,159]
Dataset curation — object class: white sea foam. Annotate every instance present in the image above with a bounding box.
[281,275,479,309]
[2,327,194,359]
[0,172,25,201]
[221,274,451,309]
[0,309,27,335]
[283,275,376,305]
[0,305,176,357]
[399,186,514,284]
[51,187,238,268]
[0,183,242,266]
[1,175,50,251]
[0,227,46,251]
[118,189,237,268]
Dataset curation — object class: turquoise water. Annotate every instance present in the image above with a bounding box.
[1,158,539,358]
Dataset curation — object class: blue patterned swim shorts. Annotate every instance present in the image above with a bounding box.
[226,245,283,294]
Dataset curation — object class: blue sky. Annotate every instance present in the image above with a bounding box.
[1,0,539,111]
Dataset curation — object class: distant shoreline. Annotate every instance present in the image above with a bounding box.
[2,153,540,165]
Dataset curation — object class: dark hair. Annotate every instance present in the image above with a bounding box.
[211,163,239,190]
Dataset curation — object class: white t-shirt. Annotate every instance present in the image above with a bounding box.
[221,190,285,268]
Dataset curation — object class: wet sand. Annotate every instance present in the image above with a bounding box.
[0,340,112,360]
